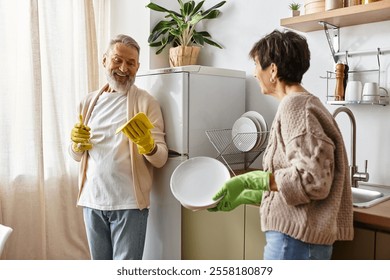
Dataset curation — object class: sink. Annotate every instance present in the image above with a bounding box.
[352,188,383,203]
[352,184,390,208]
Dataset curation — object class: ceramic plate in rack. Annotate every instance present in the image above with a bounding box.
[241,112,262,149]
[242,111,268,148]
[231,116,258,152]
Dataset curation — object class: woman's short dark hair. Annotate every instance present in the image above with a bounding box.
[249,29,310,84]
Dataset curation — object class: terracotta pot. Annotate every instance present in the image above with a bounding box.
[169,46,201,67]
[292,10,301,16]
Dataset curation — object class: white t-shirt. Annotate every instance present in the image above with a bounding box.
[77,91,137,210]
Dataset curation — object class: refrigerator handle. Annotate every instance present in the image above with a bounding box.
[168,149,187,158]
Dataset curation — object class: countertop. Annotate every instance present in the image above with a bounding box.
[353,183,390,232]
[353,199,390,232]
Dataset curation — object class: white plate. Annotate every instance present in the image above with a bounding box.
[170,157,230,209]
[180,201,221,212]
[242,111,268,148]
[241,112,262,149]
[231,116,258,152]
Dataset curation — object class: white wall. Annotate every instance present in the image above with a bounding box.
[109,0,150,71]
[110,1,390,185]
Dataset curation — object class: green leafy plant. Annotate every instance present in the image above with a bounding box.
[289,2,301,10]
[146,0,226,54]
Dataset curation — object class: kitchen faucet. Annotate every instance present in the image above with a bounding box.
[332,107,369,188]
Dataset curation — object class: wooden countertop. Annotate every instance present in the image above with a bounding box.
[353,199,390,232]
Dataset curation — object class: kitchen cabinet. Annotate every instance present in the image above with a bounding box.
[183,209,390,260]
[280,1,390,32]
[376,231,390,259]
[332,226,390,259]
[244,205,265,260]
[181,204,266,260]
[182,205,245,260]
[181,167,266,260]
[332,227,375,259]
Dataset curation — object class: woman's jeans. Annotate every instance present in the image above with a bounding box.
[264,231,333,260]
[83,207,149,260]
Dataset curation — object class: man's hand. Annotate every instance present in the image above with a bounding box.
[71,115,93,152]
[120,112,155,155]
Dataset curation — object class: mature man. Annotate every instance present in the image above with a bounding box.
[69,34,168,260]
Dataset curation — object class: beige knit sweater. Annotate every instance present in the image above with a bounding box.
[261,92,354,245]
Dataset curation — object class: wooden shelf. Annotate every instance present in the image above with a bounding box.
[280,1,390,32]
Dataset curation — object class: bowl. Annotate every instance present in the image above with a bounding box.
[304,0,325,14]
[170,157,230,209]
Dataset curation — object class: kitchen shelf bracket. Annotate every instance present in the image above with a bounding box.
[319,21,340,63]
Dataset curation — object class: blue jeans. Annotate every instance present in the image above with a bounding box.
[264,231,333,260]
[83,208,149,260]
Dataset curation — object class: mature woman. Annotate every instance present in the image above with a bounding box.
[211,29,353,260]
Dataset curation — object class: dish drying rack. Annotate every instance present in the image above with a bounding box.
[205,129,269,176]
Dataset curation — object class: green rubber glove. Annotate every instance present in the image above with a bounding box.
[208,170,271,212]
[120,113,155,155]
[71,115,93,152]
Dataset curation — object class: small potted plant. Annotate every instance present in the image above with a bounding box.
[146,0,226,67]
[289,2,301,17]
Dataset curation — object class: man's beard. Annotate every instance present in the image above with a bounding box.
[106,69,135,93]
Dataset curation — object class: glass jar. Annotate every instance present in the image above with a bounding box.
[347,0,362,5]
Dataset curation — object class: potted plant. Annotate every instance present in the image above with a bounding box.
[289,2,301,17]
[146,0,226,67]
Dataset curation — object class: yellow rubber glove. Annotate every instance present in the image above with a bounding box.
[71,115,93,152]
[118,112,155,155]
[208,170,271,212]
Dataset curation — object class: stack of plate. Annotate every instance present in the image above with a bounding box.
[170,157,230,211]
[232,111,268,152]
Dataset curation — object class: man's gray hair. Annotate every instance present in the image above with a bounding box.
[106,34,140,56]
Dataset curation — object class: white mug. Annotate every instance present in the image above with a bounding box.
[344,81,362,102]
[379,87,389,103]
[362,82,380,102]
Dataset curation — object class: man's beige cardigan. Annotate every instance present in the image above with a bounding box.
[69,84,168,210]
